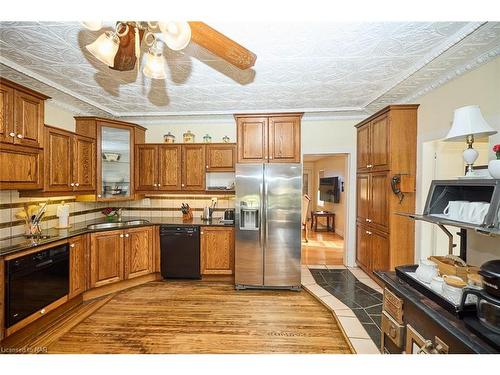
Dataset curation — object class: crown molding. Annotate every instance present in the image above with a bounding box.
[401,47,500,103]
[0,56,117,116]
[362,22,486,108]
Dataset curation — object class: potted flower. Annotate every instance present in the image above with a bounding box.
[488,144,500,179]
[102,207,119,222]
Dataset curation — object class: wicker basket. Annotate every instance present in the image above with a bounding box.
[429,256,470,281]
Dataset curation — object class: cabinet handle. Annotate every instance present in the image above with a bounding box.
[70,244,75,248]
[206,165,209,169]
[157,184,161,187]
[97,194,102,198]
[367,164,373,168]
[125,233,129,238]
[366,218,372,223]
[153,183,157,187]
[9,132,16,137]
[16,134,23,139]
[269,156,273,160]
[119,234,124,238]
[70,183,75,187]
[182,183,185,187]
[75,182,79,187]
[366,231,372,235]
[40,308,46,315]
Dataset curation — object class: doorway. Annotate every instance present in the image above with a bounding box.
[302,154,349,266]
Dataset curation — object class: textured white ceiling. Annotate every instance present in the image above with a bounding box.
[0,21,499,121]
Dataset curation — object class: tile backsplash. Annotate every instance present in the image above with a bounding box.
[0,190,234,240]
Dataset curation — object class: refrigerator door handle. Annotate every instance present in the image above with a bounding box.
[259,182,264,246]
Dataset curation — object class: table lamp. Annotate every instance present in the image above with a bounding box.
[445,105,497,176]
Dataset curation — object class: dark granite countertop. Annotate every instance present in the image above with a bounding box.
[0,216,233,257]
[374,271,498,354]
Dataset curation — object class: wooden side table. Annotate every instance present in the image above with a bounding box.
[310,211,335,232]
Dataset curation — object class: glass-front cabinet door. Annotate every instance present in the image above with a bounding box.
[98,125,133,200]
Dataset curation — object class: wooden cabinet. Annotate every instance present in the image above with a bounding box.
[0,143,43,190]
[206,144,236,171]
[90,226,154,289]
[90,230,124,288]
[356,114,390,172]
[268,116,301,162]
[0,79,49,191]
[69,235,88,299]
[124,226,154,280]
[236,113,302,163]
[0,257,4,341]
[355,105,418,277]
[135,144,182,191]
[75,117,146,201]
[44,126,96,193]
[201,226,235,275]
[182,144,206,191]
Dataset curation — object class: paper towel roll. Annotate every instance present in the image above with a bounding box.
[57,202,70,228]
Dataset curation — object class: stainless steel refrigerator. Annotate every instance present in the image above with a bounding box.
[235,163,302,290]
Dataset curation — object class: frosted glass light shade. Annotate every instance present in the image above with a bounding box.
[159,21,191,51]
[143,48,166,79]
[445,105,497,141]
[85,31,119,67]
[80,21,103,31]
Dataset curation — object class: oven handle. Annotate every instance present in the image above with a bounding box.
[35,259,54,268]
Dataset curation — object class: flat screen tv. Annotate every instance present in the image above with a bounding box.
[319,176,340,203]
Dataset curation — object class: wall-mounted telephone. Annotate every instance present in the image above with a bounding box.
[391,175,405,204]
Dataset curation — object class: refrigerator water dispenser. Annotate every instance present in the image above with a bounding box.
[240,208,259,230]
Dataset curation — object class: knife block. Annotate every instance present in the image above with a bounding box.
[182,208,193,222]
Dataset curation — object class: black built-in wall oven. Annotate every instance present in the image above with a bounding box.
[5,243,69,327]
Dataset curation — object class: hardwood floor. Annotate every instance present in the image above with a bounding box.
[301,231,344,265]
[32,281,351,354]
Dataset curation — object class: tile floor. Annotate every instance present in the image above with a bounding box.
[301,264,383,354]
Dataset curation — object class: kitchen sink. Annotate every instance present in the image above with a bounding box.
[86,220,150,230]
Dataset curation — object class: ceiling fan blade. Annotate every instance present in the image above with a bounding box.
[110,23,145,71]
[188,22,256,70]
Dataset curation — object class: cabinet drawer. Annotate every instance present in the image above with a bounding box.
[381,311,404,348]
[383,288,404,324]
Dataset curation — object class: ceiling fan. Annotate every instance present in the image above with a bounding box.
[82,21,257,79]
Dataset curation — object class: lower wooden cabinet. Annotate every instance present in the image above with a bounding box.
[68,235,88,299]
[90,226,154,289]
[124,226,154,280]
[90,230,125,288]
[356,222,389,275]
[0,143,43,190]
[200,226,235,275]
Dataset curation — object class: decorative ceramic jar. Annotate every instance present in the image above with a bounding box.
[183,130,195,143]
[443,275,466,305]
[430,275,444,294]
[415,259,438,284]
[489,144,500,179]
[203,134,212,143]
[164,132,175,143]
[222,135,230,143]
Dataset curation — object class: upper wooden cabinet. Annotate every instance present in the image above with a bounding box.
[200,226,235,275]
[0,79,49,149]
[158,145,182,190]
[235,113,302,163]
[44,126,96,193]
[355,105,418,277]
[0,79,49,190]
[75,117,146,201]
[182,144,206,191]
[206,144,236,171]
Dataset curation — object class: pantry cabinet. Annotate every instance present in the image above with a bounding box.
[44,126,96,193]
[355,105,418,277]
[69,235,88,299]
[235,113,302,164]
[89,226,154,289]
[200,226,235,275]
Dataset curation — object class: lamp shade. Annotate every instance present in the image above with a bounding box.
[445,105,497,141]
[159,21,191,51]
[85,31,120,67]
[80,21,103,31]
[143,47,166,79]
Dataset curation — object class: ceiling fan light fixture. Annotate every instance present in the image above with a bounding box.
[159,21,191,51]
[143,47,167,79]
[80,21,103,31]
[85,31,120,67]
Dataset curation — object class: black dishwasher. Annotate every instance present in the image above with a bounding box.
[160,225,200,279]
